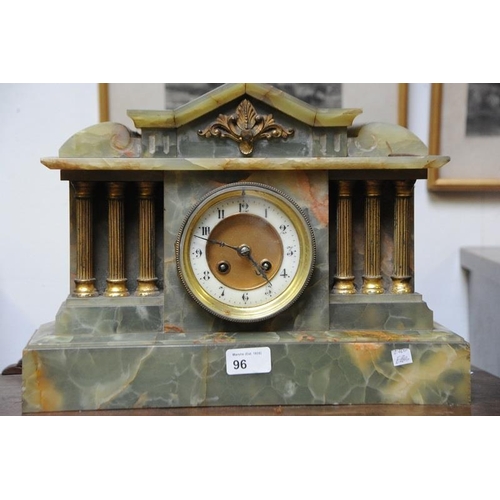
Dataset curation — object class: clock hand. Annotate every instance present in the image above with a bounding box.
[238,245,272,286]
[194,235,240,252]
[196,235,272,285]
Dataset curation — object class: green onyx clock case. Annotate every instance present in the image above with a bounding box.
[21,84,470,412]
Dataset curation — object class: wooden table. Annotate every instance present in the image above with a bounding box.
[2,367,499,416]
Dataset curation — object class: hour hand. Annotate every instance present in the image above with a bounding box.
[238,245,272,285]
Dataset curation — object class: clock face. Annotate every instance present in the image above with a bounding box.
[175,182,316,322]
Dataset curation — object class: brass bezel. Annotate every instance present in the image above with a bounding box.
[175,182,315,322]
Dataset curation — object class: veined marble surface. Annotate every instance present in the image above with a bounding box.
[54,297,163,335]
[41,156,450,171]
[348,122,429,157]
[22,322,470,412]
[59,122,141,158]
[163,170,330,333]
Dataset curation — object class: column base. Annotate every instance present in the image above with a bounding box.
[135,278,159,297]
[73,279,98,298]
[391,277,413,294]
[104,279,129,297]
[332,277,356,294]
[361,276,384,294]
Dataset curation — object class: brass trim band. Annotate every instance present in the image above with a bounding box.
[73,181,98,297]
[333,180,355,294]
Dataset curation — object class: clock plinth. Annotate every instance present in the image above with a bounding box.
[22,84,470,413]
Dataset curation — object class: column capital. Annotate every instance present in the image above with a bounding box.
[365,179,382,197]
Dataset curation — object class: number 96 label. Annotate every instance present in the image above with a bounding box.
[226,347,272,375]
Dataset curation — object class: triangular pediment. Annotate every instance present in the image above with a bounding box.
[127,83,362,129]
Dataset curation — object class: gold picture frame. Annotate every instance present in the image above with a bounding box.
[428,82,500,191]
[99,83,408,128]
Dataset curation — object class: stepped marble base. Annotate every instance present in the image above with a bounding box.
[22,321,470,413]
[329,294,434,330]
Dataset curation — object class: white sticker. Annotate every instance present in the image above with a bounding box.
[391,348,413,367]
[226,347,272,375]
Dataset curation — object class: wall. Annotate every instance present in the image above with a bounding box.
[0,84,98,371]
[1,83,499,371]
[408,83,500,340]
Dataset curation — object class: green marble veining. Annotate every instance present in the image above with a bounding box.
[54,297,163,335]
[59,122,141,158]
[329,295,434,330]
[348,122,428,157]
[41,156,450,171]
[163,170,330,333]
[22,322,470,412]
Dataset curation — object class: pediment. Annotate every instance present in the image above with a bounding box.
[127,83,362,129]
[57,83,431,160]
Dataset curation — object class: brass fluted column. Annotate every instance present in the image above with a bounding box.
[105,182,129,297]
[136,181,159,296]
[391,180,415,293]
[73,181,98,297]
[362,180,384,294]
[333,180,355,294]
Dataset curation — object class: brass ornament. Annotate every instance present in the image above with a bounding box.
[136,181,159,296]
[73,181,98,297]
[198,99,294,156]
[105,182,129,297]
[333,180,356,294]
[391,180,415,294]
[362,180,384,294]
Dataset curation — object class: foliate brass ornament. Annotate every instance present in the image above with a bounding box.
[198,99,295,156]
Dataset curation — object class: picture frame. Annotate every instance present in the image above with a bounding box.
[98,83,408,129]
[428,83,500,191]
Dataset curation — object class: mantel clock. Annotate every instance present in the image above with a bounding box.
[21,83,471,413]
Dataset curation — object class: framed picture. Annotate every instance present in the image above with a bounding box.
[99,83,408,129]
[428,83,500,191]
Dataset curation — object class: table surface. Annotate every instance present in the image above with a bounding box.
[2,366,499,416]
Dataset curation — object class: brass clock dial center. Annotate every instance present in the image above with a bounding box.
[206,213,283,291]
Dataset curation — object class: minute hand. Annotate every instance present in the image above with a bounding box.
[194,235,240,252]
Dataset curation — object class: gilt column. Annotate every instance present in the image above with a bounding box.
[105,181,129,297]
[72,181,98,297]
[362,180,384,294]
[333,180,355,294]
[136,181,159,296]
[391,180,415,294]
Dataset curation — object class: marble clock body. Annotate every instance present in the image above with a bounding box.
[165,170,329,333]
[21,84,471,412]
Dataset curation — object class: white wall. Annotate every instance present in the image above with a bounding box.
[409,84,500,340]
[0,84,98,371]
[1,83,499,371]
